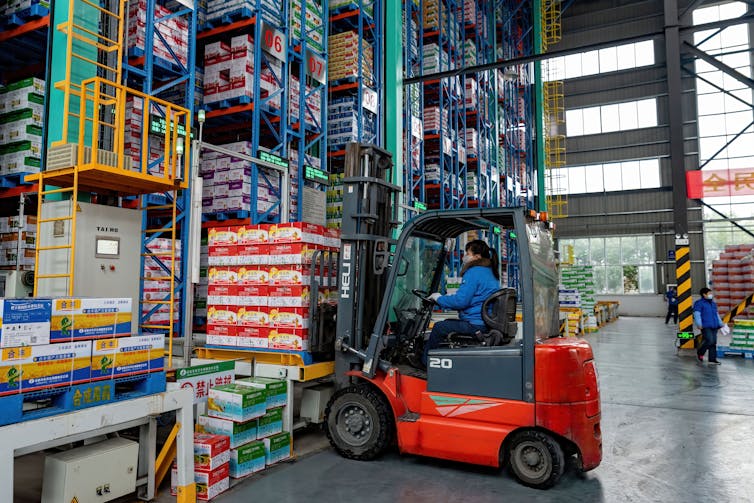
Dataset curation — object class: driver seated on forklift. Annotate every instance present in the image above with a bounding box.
[411,239,501,369]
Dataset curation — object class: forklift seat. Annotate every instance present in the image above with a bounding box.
[448,288,518,347]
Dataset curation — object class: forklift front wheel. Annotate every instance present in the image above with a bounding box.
[325,384,394,461]
[507,430,565,489]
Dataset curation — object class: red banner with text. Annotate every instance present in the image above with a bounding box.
[687,168,754,198]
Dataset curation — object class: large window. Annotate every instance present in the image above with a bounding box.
[544,40,655,81]
[559,236,656,294]
[556,159,661,194]
[566,99,658,137]
[693,2,754,273]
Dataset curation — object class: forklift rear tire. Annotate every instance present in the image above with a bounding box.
[507,430,565,489]
[325,384,394,461]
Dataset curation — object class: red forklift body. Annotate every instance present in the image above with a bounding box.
[347,337,602,470]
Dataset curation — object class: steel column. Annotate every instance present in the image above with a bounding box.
[384,0,403,211]
[533,0,546,212]
[665,0,693,343]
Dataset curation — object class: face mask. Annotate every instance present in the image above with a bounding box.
[462,254,473,265]
[706,294,714,300]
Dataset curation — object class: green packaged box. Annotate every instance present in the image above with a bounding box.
[237,377,288,408]
[198,415,257,449]
[257,407,284,438]
[264,432,291,465]
[230,441,266,478]
[208,384,267,422]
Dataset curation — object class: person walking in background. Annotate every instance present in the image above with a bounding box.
[665,286,678,324]
[693,287,725,365]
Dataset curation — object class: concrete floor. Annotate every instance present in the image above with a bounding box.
[210,317,754,502]
[15,317,754,502]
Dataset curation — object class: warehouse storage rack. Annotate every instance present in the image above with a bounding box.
[288,0,329,222]
[421,0,463,212]
[123,0,199,344]
[0,3,50,258]
[197,0,292,224]
[496,0,535,211]
[403,0,425,219]
[463,0,496,209]
[29,0,190,367]
[326,0,382,229]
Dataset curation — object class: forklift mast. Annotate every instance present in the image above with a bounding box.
[334,143,401,382]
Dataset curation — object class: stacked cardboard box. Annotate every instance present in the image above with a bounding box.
[198,377,290,480]
[0,215,36,269]
[171,433,230,501]
[327,96,377,149]
[127,0,189,67]
[560,266,598,332]
[423,106,450,133]
[205,0,281,25]
[328,31,374,85]
[289,75,323,128]
[329,0,373,17]
[203,35,282,108]
[422,44,451,74]
[404,17,419,63]
[124,96,172,176]
[200,141,280,218]
[194,236,210,324]
[0,0,49,17]
[0,297,165,405]
[558,288,581,308]
[464,78,478,109]
[0,78,44,176]
[205,223,339,350]
[730,319,754,349]
[710,244,754,319]
[290,0,325,52]
[559,308,583,337]
[326,173,344,228]
[142,238,182,326]
[423,0,455,33]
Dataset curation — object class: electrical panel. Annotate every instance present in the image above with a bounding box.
[41,437,139,503]
[36,201,142,328]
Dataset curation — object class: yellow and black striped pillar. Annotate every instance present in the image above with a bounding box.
[675,244,696,349]
[723,293,754,324]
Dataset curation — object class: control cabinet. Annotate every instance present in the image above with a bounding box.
[40,437,139,503]
[37,201,142,327]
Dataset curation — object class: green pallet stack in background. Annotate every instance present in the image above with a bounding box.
[730,320,754,349]
[0,78,45,177]
[561,266,598,333]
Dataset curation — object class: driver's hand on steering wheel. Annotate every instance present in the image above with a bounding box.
[429,292,442,302]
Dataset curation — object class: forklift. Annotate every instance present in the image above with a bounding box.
[321,144,602,489]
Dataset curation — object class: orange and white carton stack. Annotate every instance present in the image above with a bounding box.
[206,223,339,351]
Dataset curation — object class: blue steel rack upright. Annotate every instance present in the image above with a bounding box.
[197,0,290,224]
[422,0,461,212]
[123,0,199,340]
[288,0,329,221]
[463,0,495,209]
[0,6,51,192]
[495,0,536,291]
[403,0,425,218]
[327,0,383,174]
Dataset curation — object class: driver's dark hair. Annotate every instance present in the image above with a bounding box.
[465,239,500,279]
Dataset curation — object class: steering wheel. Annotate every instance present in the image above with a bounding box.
[412,289,436,304]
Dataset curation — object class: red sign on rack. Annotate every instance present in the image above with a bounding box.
[687,168,754,198]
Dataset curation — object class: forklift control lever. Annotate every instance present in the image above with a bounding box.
[411,289,436,304]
